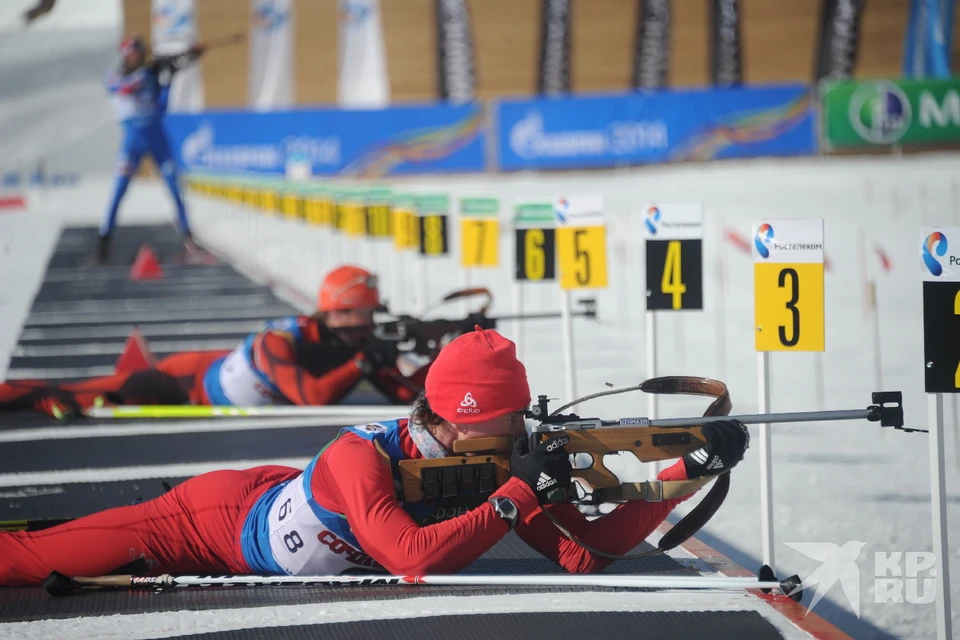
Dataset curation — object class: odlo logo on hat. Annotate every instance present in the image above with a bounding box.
[457,392,481,414]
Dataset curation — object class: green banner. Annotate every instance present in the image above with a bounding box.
[459,197,499,216]
[513,202,554,226]
[823,77,960,147]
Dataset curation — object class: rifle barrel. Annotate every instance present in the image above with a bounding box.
[649,409,871,428]
[493,310,594,322]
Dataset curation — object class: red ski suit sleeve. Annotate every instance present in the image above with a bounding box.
[514,459,696,573]
[252,331,363,405]
[310,427,541,575]
[251,321,429,406]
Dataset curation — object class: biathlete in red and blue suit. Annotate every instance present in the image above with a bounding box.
[0,327,750,584]
[0,266,427,417]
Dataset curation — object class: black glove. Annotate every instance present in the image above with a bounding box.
[510,434,573,503]
[683,419,750,479]
[357,338,398,375]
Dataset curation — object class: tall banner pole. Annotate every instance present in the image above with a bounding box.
[753,218,826,573]
[415,195,451,315]
[513,201,557,361]
[553,195,608,408]
[643,203,704,477]
[919,226,955,640]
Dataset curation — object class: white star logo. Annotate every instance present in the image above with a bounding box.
[783,540,866,618]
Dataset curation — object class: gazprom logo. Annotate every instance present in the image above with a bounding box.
[922,231,948,276]
[755,223,774,259]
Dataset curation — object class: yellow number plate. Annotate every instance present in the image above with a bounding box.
[556,226,608,290]
[393,209,418,250]
[754,262,824,351]
[461,219,499,267]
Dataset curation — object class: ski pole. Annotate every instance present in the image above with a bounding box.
[43,569,803,601]
[84,404,411,420]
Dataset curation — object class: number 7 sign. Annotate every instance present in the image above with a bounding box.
[752,219,825,352]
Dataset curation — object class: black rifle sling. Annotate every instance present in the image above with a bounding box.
[542,376,732,560]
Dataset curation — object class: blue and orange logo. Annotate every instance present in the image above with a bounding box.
[554,198,569,224]
[923,231,949,276]
[645,206,661,235]
[755,223,774,258]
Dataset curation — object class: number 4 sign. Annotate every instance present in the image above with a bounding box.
[753,219,825,352]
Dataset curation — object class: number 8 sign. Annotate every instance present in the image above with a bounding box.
[752,219,825,352]
[554,195,608,290]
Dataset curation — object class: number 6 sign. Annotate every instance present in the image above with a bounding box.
[554,195,608,290]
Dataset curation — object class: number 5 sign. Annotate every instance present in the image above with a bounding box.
[753,219,825,351]
[554,195,608,290]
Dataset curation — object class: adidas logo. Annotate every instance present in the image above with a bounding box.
[457,392,481,414]
[536,472,556,492]
[706,455,724,471]
[689,448,709,464]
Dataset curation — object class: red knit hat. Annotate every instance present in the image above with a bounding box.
[425,326,531,424]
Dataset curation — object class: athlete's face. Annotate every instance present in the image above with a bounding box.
[325,307,376,342]
[451,410,527,442]
[124,49,144,71]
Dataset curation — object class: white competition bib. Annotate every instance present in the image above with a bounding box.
[267,477,378,575]
[217,341,284,406]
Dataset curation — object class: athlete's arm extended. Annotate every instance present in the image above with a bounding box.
[312,433,540,575]
[513,459,696,574]
[251,331,363,406]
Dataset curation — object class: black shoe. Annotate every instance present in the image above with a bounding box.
[81,234,110,267]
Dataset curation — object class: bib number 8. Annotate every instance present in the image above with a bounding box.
[284,531,304,553]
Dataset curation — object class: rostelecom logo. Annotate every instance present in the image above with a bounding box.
[922,231,948,276]
[755,223,774,258]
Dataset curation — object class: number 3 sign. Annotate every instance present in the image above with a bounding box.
[554,195,608,290]
[753,219,825,352]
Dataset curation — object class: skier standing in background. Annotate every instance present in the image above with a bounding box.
[94,35,205,264]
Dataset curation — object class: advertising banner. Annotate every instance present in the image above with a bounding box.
[538,0,571,95]
[166,103,487,177]
[710,0,742,87]
[338,0,390,107]
[814,0,865,81]
[249,0,293,110]
[822,77,960,147]
[152,0,204,112]
[497,85,815,171]
[435,0,476,102]
[632,0,670,89]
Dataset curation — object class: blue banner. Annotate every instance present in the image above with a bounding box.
[496,85,815,171]
[165,103,487,177]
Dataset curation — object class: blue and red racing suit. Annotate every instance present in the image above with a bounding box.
[101,51,201,240]
[0,418,698,584]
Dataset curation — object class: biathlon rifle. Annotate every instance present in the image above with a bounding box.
[398,377,916,559]
[374,287,597,358]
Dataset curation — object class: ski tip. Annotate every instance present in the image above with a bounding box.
[781,574,804,603]
[757,564,776,594]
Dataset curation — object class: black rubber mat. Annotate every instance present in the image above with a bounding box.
[4,224,299,383]
[0,478,188,521]
[0,424,338,472]
[171,611,785,640]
